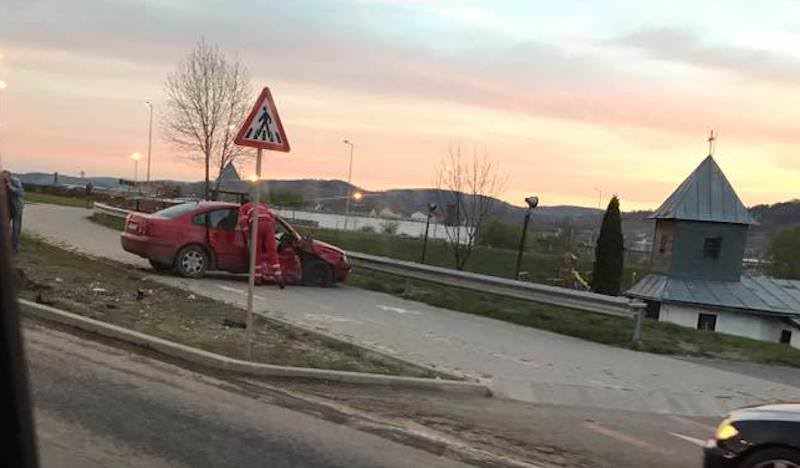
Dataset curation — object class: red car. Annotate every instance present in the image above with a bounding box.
[121,201,350,286]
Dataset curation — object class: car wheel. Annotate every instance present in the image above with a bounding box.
[175,245,208,278]
[303,258,333,287]
[148,259,173,273]
[742,448,800,468]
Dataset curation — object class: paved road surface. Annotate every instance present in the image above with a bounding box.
[24,204,800,416]
[26,322,468,468]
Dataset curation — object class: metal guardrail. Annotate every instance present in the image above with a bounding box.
[93,202,647,339]
[348,252,636,317]
[94,202,132,218]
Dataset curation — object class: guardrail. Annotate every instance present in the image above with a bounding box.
[93,202,647,340]
[94,202,132,218]
[349,252,635,316]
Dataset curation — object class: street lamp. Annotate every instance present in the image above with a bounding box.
[514,196,539,280]
[420,203,437,264]
[342,139,355,230]
[130,152,142,188]
[145,101,153,183]
[593,187,603,209]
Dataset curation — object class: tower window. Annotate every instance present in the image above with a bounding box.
[704,237,722,258]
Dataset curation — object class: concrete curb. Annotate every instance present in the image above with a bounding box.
[19,298,491,396]
[243,380,543,468]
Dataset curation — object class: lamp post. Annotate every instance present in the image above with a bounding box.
[130,152,142,189]
[145,101,153,183]
[420,203,437,264]
[514,196,539,280]
[342,139,355,230]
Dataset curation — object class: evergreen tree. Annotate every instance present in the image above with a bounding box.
[592,195,624,295]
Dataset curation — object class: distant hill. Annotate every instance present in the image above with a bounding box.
[15,171,799,253]
[17,172,123,188]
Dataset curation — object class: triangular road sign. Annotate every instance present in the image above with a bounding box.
[234,86,290,152]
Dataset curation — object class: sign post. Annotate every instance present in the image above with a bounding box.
[234,86,290,359]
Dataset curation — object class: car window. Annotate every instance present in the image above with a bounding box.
[155,203,199,219]
[208,209,238,231]
[191,213,207,226]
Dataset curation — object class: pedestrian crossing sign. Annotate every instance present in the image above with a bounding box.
[234,86,290,152]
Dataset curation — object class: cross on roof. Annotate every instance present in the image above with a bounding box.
[708,130,716,156]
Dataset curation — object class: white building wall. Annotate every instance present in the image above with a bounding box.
[660,303,799,349]
[273,208,471,242]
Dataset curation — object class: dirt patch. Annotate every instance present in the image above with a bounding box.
[275,381,601,468]
[15,235,433,377]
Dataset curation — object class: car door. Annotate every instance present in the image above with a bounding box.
[275,218,302,283]
[205,208,247,272]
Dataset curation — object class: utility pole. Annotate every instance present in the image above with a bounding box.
[343,139,355,230]
[145,101,154,183]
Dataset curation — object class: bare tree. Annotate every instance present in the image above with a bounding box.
[162,38,253,199]
[436,145,507,270]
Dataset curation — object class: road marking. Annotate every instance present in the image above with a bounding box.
[217,285,265,301]
[582,422,671,456]
[377,305,422,315]
[668,432,707,447]
[668,415,716,433]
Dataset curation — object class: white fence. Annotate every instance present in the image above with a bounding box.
[273,208,470,241]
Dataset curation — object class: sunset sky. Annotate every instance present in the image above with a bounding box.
[1,0,799,209]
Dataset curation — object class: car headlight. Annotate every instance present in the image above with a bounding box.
[715,419,739,441]
[341,254,350,265]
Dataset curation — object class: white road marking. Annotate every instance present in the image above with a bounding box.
[668,432,707,447]
[583,422,671,456]
[303,313,361,324]
[217,285,265,301]
[668,415,716,433]
[377,305,422,315]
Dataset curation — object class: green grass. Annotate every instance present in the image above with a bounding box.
[301,226,649,289]
[90,212,125,231]
[14,235,434,377]
[25,191,93,208]
[348,269,800,367]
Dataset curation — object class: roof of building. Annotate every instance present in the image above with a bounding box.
[627,273,800,317]
[219,162,241,182]
[650,156,757,225]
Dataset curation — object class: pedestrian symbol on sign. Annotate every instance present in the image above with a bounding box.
[234,87,290,152]
[246,106,282,144]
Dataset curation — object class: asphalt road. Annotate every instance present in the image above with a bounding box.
[26,322,469,468]
[23,204,800,417]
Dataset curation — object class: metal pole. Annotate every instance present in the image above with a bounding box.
[630,301,646,343]
[514,209,532,279]
[146,102,153,183]
[344,142,354,230]
[421,214,432,263]
[246,148,263,359]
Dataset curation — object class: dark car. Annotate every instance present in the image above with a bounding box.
[121,201,350,286]
[704,403,800,468]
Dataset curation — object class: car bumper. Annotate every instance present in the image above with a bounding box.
[121,233,176,265]
[703,440,743,468]
[333,261,351,282]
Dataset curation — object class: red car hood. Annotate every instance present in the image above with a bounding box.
[309,239,346,256]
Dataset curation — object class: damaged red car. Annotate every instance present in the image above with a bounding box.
[120,201,350,287]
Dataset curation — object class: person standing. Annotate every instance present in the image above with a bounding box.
[238,197,284,288]
[2,170,24,252]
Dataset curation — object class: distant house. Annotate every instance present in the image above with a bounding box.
[627,156,800,348]
[409,211,428,221]
[379,207,402,219]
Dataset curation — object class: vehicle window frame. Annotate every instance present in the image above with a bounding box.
[154,202,200,219]
[206,208,239,231]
